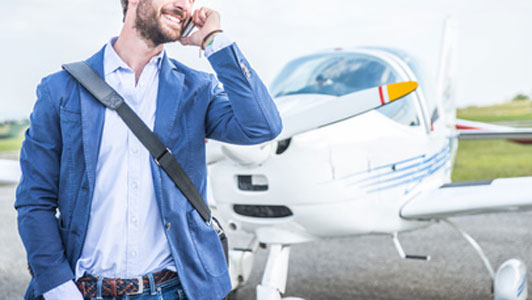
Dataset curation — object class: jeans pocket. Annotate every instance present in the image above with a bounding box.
[177,287,188,300]
[157,285,184,300]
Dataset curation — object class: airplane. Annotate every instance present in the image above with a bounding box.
[205,19,532,300]
[2,19,532,300]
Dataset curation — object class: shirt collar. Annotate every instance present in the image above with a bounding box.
[103,36,165,76]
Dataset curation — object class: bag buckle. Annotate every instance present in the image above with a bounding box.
[210,216,225,237]
[155,148,172,166]
[205,215,212,226]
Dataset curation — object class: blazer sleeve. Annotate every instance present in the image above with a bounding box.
[204,43,283,145]
[15,78,74,296]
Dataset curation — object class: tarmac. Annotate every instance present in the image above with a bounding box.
[2,183,532,300]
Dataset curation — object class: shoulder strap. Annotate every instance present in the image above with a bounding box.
[62,61,212,224]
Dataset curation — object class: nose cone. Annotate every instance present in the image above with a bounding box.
[387,81,418,101]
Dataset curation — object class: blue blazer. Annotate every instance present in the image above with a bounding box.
[15,43,282,300]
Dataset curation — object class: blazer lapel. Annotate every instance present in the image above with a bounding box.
[80,46,106,191]
[154,53,184,147]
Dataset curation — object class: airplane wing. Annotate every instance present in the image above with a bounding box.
[0,159,21,185]
[400,177,532,220]
[456,118,532,141]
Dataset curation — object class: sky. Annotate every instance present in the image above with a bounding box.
[1,0,531,121]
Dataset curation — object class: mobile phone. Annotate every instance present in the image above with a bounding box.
[181,17,195,38]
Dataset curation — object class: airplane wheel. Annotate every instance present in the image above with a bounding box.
[493,259,527,300]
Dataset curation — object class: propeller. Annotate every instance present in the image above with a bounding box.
[276,81,418,141]
[220,81,418,166]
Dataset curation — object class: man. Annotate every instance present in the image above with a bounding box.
[15,0,282,299]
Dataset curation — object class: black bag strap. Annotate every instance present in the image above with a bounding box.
[62,61,212,224]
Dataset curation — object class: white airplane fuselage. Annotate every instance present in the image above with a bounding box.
[208,48,457,245]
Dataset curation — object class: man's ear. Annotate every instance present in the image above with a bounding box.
[126,0,140,13]
[123,0,139,24]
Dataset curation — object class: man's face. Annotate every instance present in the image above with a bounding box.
[134,0,193,46]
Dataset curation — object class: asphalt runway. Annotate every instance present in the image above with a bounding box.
[2,184,532,300]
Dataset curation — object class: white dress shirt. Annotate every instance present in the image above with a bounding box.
[75,37,174,280]
[44,33,232,300]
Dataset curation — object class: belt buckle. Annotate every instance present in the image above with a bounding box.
[126,277,144,296]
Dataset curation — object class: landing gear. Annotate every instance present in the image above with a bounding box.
[227,233,305,300]
[256,244,304,300]
[444,219,528,300]
[228,236,260,293]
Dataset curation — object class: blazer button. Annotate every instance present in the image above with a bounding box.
[240,62,251,78]
[165,222,171,231]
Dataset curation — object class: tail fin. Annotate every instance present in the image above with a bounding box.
[436,18,458,130]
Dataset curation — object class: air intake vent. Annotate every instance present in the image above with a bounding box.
[276,138,291,154]
[238,175,268,191]
[233,205,293,218]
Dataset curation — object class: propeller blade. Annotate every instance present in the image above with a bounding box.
[276,81,418,140]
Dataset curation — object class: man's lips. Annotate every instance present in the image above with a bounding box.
[161,9,185,27]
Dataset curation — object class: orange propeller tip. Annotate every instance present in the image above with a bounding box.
[387,81,418,101]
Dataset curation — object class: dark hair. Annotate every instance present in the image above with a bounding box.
[121,0,128,21]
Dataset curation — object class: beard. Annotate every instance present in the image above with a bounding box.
[134,0,182,46]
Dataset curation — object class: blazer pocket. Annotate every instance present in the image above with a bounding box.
[57,216,70,245]
[186,209,228,277]
[57,215,79,261]
[60,106,81,123]
[59,106,82,142]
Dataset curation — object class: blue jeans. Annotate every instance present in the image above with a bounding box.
[86,276,188,300]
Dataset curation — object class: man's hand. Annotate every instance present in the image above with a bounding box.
[180,7,221,48]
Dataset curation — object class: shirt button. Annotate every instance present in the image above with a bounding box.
[131,216,137,224]
[131,251,137,257]
[132,182,138,189]
[165,222,171,231]
[132,148,138,154]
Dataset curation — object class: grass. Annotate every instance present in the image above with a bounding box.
[457,100,532,122]
[453,99,532,181]
[452,140,532,181]
[0,137,24,152]
[0,122,27,152]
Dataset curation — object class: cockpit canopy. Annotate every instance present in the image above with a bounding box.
[270,52,421,128]
[270,52,398,98]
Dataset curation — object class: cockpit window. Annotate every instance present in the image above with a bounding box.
[270,53,397,97]
[270,52,420,127]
